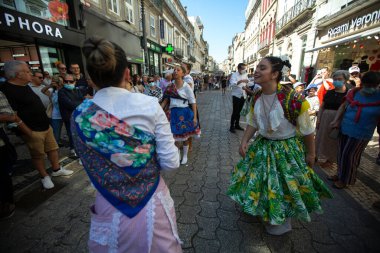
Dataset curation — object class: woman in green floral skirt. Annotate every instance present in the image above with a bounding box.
[227,57,332,235]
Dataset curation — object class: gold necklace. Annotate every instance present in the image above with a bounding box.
[262,94,277,134]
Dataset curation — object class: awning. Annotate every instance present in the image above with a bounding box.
[305,26,380,52]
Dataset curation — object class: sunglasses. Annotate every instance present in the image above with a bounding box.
[64,80,75,84]
[35,76,43,79]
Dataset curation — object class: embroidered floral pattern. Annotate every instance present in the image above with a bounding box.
[71,100,160,217]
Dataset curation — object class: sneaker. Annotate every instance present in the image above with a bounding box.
[70,149,77,157]
[41,176,54,189]
[181,157,188,165]
[265,218,292,236]
[0,203,15,220]
[51,167,74,177]
[235,126,245,131]
[229,127,236,133]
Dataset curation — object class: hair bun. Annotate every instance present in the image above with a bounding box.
[82,36,117,72]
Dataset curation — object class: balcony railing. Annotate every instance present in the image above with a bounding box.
[174,48,184,58]
[258,39,269,50]
[189,55,196,63]
[276,0,316,32]
[164,0,190,34]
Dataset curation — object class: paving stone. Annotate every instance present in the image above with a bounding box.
[204,176,220,189]
[263,232,292,253]
[183,192,203,206]
[303,221,335,244]
[289,227,317,253]
[217,209,240,230]
[199,200,220,218]
[172,195,185,209]
[178,205,201,223]
[177,223,198,249]
[196,216,220,240]
[217,228,243,253]
[193,236,220,253]
[330,233,367,253]
[201,187,220,202]
[170,184,189,197]
[238,221,265,246]
[312,242,346,253]
[187,179,204,193]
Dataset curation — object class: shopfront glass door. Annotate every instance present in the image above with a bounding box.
[38,45,63,75]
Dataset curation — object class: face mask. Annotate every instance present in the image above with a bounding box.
[333,80,344,88]
[240,70,247,74]
[64,84,75,90]
[361,87,377,95]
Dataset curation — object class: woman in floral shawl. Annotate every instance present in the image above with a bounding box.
[227,57,332,236]
[161,66,201,165]
[72,37,182,252]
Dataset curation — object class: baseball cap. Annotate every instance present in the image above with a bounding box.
[293,82,305,89]
[349,66,360,73]
[305,83,318,90]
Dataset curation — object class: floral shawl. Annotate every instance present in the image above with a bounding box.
[163,83,188,103]
[252,83,304,126]
[71,99,160,218]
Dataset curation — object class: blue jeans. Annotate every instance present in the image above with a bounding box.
[51,119,63,144]
[64,120,74,149]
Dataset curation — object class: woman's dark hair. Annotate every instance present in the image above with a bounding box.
[361,71,380,88]
[263,56,292,82]
[82,36,128,89]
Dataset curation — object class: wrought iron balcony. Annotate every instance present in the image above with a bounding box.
[164,0,190,33]
[276,0,316,32]
[189,55,196,63]
[174,48,184,58]
[258,39,269,51]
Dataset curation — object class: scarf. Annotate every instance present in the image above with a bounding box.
[345,88,380,123]
[252,83,304,126]
[163,83,188,103]
[71,99,160,218]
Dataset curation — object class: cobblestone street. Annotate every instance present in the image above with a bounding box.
[1,90,379,253]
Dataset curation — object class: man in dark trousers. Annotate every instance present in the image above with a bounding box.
[229,63,249,133]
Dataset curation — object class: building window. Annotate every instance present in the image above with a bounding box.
[125,0,134,23]
[108,0,120,15]
[168,26,173,44]
[150,15,156,37]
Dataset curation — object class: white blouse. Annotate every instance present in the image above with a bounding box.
[92,87,179,170]
[247,93,314,140]
[169,82,196,109]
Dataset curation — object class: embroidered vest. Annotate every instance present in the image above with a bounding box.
[251,84,304,126]
[71,100,160,218]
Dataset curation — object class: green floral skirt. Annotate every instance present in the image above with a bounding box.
[227,136,333,225]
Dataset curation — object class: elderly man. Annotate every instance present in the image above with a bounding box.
[0,61,73,190]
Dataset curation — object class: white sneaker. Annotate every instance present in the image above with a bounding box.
[51,167,74,177]
[41,176,54,189]
[78,159,83,166]
[181,157,188,165]
[70,149,77,157]
[265,218,292,235]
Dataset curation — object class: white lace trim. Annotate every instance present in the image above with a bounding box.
[157,191,183,244]
[254,96,284,132]
[146,195,155,253]
[89,211,121,253]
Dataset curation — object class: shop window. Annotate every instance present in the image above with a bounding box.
[0,0,70,26]
[125,0,134,23]
[168,26,173,44]
[38,46,63,75]
[108,0,120,15]
[150,15,156,37]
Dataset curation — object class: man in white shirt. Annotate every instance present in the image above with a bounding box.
[229,63,249,133]
[29,71,51,108]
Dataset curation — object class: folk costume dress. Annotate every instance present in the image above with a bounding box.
[227,84,333,225]
[71,87,182,253]
[164,82,201,141]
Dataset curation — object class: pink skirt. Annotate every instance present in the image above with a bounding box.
[88,176,182,253]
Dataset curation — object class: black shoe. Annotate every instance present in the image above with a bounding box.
[0,203,15,220]
[235,126,245,131]
[229,127,236,133]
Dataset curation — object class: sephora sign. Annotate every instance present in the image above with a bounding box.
[0,7,82,44]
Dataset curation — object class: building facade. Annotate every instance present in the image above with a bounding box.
[244,0,261,74]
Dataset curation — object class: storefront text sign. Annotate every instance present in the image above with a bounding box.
[0,7,84,45]
[328,9,380,37]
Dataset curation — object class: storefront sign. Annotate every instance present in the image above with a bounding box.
[328,9,380,37]
[0,7,84,45]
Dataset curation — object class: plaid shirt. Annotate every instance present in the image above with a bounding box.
[144,86,163,101]
[0,91,14,146]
